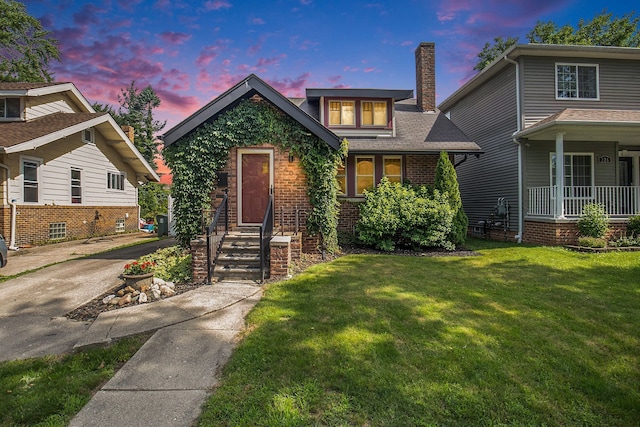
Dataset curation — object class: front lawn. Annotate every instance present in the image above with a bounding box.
[199,240,640,426]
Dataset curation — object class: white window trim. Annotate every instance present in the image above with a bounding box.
[71,167,82,204]
[360,100,388,127]
[550,152,595,197]
[0,97,24,121]
[382,155,403,182]
[555,63,600,101]
[107,171,126,191]
[82,127,95,144]
[355,155,375,196]
[328,100,356,127]
[20,155,42,204]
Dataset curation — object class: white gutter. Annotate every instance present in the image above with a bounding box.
[504,56,523,243]
[0,163,19,250]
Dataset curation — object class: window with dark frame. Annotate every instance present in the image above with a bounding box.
[107,171,125,191]
[23,160,39,202]
[71,168,82,203]
[355,156,374,195]
[0,98,21,119]
[361,101,387,126]
[329,101,355,126]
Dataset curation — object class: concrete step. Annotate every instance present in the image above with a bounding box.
[213,265,262,281]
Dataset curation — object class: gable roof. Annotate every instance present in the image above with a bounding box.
[162,74,342,150]
[439,44,640,112]
[0,81,95,112]
[0,112,160,182]
[347,99,482,154]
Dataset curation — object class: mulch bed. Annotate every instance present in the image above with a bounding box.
[67,244,479,322]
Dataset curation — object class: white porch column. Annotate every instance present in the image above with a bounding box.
[555,132,566,219]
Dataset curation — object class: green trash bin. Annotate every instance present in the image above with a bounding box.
[156,214,168,237]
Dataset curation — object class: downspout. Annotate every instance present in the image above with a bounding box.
[0,163,19,250]
[504,56,523,243]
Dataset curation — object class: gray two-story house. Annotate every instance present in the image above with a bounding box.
[439,44,640,245]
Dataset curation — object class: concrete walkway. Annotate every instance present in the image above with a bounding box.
[0,232,265,426]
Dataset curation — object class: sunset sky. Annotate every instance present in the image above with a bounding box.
[23,0,635,130]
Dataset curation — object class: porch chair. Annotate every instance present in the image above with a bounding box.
[479,197,510,240]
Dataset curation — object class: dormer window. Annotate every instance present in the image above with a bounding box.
[362,101,387,126]
[0,98,21,119]
[82,127,95,144]
[329,101,355,126]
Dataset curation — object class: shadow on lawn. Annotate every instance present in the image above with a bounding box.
[201,245,640,425]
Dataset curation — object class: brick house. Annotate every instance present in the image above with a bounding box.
[0,82,159,248]
[162,43,480,280]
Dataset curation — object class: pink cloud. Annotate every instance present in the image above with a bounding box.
[116,0,143,13]
[73,4,109,27]
[363,67,378,73]
[204,0,231,11]
[266,73,310,97]
[159,31,192,45]
[300,0,312,4]
[196,40,231,67]
[401,40,413,47]
[328,75,342,84]
[252,17,265,25]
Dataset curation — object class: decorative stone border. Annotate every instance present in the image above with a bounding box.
[564,245,640,253]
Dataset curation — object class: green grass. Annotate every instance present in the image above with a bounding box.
[199,239,640,426]
[0,334,150,427]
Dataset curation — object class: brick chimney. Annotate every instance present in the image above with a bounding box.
[121,125,134,142]
[415,42,436,112]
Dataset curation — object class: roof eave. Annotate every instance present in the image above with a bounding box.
[163,74,341,150]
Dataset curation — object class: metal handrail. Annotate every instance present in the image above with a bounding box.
[259,189,274,282]
[206,190,228,285]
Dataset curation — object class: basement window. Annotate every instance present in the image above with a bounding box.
[49,222,67,240]
[115,218,125,233]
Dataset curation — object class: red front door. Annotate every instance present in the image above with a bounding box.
[240,152,271,224]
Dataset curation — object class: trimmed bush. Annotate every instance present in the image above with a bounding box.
[627,215,640,237]
[576,203,609,238]
[609,236,640,247]
[356,178,454,251]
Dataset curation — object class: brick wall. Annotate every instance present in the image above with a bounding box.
[190,237,208,283]
[523,219,628,245]
[213,144,321,253]
[1,205,138,246]
[405,154,439,185]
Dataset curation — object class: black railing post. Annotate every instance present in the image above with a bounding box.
[205,192,229,285]
[259,187,274,283]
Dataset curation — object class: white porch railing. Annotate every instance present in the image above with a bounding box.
[527,186,640,217]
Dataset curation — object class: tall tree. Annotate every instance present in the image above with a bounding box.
[433,151,468,246]
[0,0,60,82]
[474,36,518,71]
[116,82,166,169]
[474,11,640,71]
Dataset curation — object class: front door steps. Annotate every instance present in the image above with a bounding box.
[214,227,262,281]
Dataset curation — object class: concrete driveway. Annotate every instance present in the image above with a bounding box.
[0,235,176,361]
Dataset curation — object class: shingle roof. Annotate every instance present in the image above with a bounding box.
[0,82,68,91]
[0,112,108,147]
[527,108,640,130]
[347,99,481,153]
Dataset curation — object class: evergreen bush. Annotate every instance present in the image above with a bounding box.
[576,203,609,239]
[626,215,640,237]
[433,151,468,245]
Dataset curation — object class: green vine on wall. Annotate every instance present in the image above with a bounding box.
[163,99,348,252]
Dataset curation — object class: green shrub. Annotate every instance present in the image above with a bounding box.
[626,215,640,237]
[576,203,609,238]
[356,178,454,251]
[577,236,607,248]
[609,236,640,247]
[138,246,192,283]
[433,151,468,245]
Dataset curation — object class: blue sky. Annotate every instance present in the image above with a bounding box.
[23,0,635,128]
